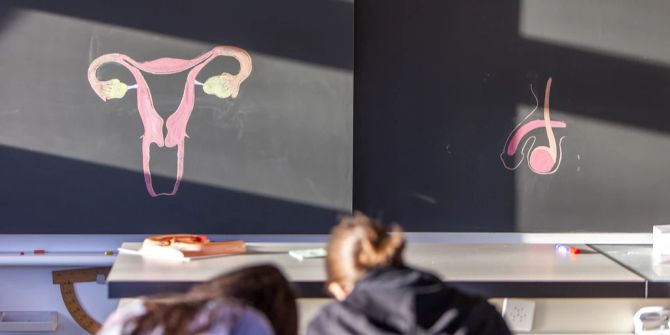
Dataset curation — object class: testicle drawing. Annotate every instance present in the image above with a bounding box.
[500,77,566,175]
[87,46,252,196]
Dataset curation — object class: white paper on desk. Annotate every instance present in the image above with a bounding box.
[118,246,232,263]
[289,248,326,261]
[118,246,187,263]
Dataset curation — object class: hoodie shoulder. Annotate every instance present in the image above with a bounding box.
[433,287,511,335]
[306,302,348,335]
[307,300,398,335]
[460,299,511,335]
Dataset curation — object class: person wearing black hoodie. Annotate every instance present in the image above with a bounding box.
[307,213,511,335]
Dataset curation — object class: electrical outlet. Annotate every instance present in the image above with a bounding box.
[502,298,535,332]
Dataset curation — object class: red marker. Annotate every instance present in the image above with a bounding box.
[33,249,46,255]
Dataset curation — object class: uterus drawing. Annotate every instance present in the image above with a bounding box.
[500,77,566,175]
[87,46,252,196]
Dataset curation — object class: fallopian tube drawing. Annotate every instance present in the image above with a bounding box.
[500,77,566,175]
[87,46,252,196]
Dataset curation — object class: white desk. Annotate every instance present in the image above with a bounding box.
[592,244,670,297]
[107,242,644,298]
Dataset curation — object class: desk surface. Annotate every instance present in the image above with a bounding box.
[592,244,670,297]
[108,242,644,298]
[592,245,666,281]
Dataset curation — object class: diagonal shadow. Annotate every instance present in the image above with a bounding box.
[518,39,670,133]
[0,1,353,234]
[0,0,353,70]
[354,0,670,232]
[0,144,344,234]
[1,0,667,233]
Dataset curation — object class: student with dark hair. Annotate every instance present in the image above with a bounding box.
[190,264,298,335]
[98,264,298,335]
[307,213,511,335]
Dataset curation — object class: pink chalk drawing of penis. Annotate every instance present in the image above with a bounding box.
[500,77,566,175]
[87,46,252,196]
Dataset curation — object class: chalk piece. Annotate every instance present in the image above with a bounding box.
[289,248,326,261]
[33,249,45,255]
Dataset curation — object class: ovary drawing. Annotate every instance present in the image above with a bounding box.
[87,46,252,196]
[500,77,566,175]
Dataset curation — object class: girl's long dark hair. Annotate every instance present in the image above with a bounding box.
[128,264,298,335]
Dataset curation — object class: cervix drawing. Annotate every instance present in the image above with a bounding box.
[87,46,252,196]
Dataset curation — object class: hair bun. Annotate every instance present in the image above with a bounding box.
[327,213,407,288]
[357,224,405,269]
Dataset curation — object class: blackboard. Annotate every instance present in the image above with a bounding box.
[354,0,670,232]
[0,0,353,233]
[5,1,668,234]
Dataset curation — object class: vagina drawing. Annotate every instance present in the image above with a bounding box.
[87,46,252,196]
[500,77,566,175]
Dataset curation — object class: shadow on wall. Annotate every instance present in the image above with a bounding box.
[0,0,353,234]
[353,0,670,232]
[0,0,353,70]
[3,0,670,232]
[0,144,343,234]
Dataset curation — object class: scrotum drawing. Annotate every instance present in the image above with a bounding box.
[500,77,566,175]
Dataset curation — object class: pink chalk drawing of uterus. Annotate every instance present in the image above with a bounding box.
[87,46,252,196]
[500,77,566,175]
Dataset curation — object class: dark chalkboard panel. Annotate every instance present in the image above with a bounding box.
[0,0,352,233]
[354,0,670,232]
[5,0,668,234]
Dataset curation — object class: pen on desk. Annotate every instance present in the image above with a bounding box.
[555,244,581,255]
